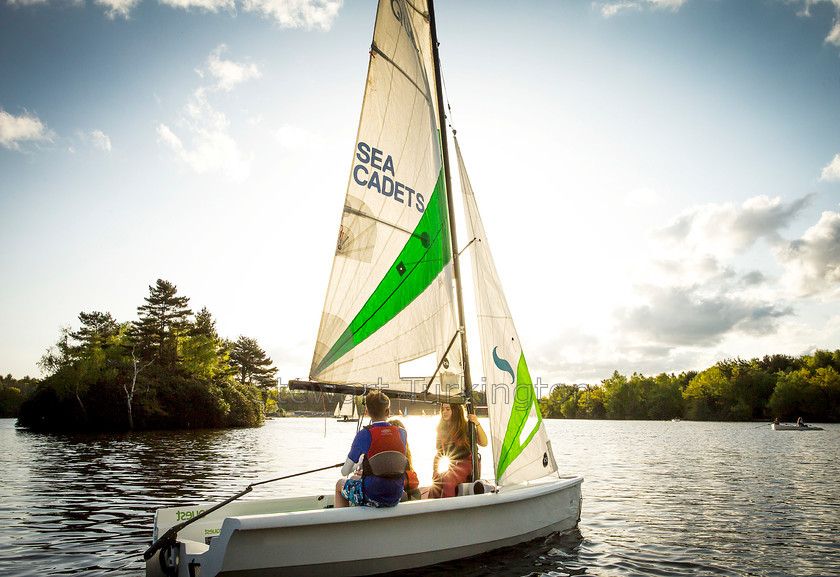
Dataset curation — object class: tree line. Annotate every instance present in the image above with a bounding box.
[0,374,38,418]
[14,279,278,431]
[5,296,838,428]
[539,350,840,423]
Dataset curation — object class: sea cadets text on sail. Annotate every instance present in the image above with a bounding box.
[353,142,426,213]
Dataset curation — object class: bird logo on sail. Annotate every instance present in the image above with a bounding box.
[492,346,515,385]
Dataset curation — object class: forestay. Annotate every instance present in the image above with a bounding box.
[456,138,559,486]
[310,0,462,394]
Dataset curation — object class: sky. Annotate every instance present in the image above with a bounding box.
[1,0,839,388]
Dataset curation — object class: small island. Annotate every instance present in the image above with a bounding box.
[15,279,278,432]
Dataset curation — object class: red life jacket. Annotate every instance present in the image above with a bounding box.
[405,469,419,490]
[362,424,408,480]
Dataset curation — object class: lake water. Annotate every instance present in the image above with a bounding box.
[1,417,838,577]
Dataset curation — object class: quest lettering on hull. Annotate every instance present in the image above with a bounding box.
[353,142,425,213]
[176,509,205,522]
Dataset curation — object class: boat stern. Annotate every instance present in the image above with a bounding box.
[146,538,209,577]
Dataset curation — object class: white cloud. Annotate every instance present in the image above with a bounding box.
[74,128,113,152]
[156,124,185,154]
[156,45,262,180]
[12,0,340,26]
[157,0,235,13]
[241,0,342,29]
[599,0,686,18]
[654,195,811,259]
[604,195,819,361]
[599,1,638,17]
[778,211,840,298]
[91,129,112,152]
[0,108,54,150]
[820,153,840,181]
[157,88,252,180]
[93,0,141,19]
[791,1,840,46]
[646,0,686,8]
[618,283,792,346]
[207,45,261,92]
[828,20,840,46]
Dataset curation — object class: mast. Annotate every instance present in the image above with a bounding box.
[427,0,479,482]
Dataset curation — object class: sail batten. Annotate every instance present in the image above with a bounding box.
[371,44,434,104]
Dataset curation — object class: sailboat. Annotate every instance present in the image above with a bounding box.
[334,394,360,422]
[144,1,582,575]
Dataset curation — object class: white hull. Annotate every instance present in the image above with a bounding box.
[147,475,582,577]
[772,423,823,431]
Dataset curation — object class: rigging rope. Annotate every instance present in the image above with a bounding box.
[438,52,458,136]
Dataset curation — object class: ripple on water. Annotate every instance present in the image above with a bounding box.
[1,418,839,577]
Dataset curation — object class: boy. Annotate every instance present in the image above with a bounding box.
[335,391,408,507]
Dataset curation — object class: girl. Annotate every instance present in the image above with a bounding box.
[428,403,487,498]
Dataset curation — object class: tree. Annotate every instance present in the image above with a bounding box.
[647,373,683,420]
[0,374,38,418]
[601,371,648,419]
[123,344,153,429]
[181,308,229,380]
[38,326,90,419]
[539,384,577,418]
[768,369,810,420]
[810,366,840,421]
[229,336,278,389]
[560,391,579,418]
[730,363,776,420]
[133,279,193,364]
[757,354,799,374]
[578,384,607,418]
[69,311,119,356]
[684,365,733,420]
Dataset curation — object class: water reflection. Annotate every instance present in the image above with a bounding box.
[1,418,838,577]
[399,529,587,577]
[560,420,840,577]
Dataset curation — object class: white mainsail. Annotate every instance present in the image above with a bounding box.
[310,0,462,395]
[336,395,358,419]
[456,138,559,486]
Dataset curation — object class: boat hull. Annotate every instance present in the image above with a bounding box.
[146,475,583,577]
[772,423,823,431]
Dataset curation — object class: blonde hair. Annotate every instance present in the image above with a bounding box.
[388,418,413,467]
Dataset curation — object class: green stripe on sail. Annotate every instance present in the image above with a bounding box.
[496,351,543,481]
[313,169,451,377]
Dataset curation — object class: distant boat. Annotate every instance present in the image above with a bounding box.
[772,422,823,431]
[334,395,359,422]
[671,418,680,422]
